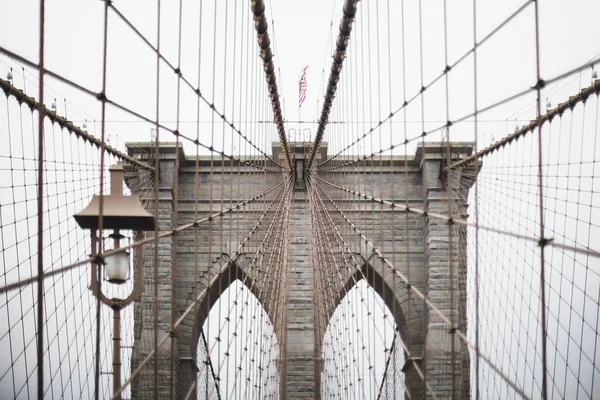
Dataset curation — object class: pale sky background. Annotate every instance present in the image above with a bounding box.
[0,0,599,399]
[0,0,597,155]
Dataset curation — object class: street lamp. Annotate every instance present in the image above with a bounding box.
[74,164,155,400]
[105,231,130,283]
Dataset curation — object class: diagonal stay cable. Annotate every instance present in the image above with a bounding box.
[311,176,530,399]
[307,173,436,398]
[107,3,284,170]
[0,77,153,171]
[0,45,280,172]
[315,175,600,259]
[319,60,600,173]
[112,173,293,400]
[318,0,534,168]
[0,178,287,295]
[446,79,600,170]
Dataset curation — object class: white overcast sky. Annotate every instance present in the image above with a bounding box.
[0,0,598,157]
[0,1,599,399]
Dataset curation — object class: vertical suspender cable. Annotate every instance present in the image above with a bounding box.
[153,1,162,398]
[95,1,111,398]
[471,1,481,398]
[532,1,548,398]
[36,1,46,399]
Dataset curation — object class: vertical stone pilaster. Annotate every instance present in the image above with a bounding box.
[422,150,471,399]
[178,357,198,399]
[285,189,318,399]
[131,154,181,399]
[125,141,478,399]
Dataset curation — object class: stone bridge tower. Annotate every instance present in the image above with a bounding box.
[125,140,478,399]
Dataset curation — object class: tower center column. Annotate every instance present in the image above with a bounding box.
[284,187,318,399]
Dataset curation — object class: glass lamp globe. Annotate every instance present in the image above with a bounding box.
[105,251,130,283]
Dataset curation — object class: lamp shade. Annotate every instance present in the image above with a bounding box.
[73,165,156,231]
[105,251,130,283]
[74,195,155,231]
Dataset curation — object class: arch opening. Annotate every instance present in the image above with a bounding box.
[321,279,405,399]
[197,279,279,399]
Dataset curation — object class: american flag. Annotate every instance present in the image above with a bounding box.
[298,66,308,107]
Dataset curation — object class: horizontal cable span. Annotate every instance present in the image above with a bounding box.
[447,79,600,170]
[0,77,154,171]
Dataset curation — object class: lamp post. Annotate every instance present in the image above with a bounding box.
[74,165,155,400]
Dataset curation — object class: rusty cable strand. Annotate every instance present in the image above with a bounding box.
[309,187,348,328]
[0,50,279,172]
[200,330,223,400]
[189,183,289,385]
[251,0,292,169]
[310,178,434,396]
[309,176,378,314]
[260,187,292,324]
[309,180,397,393]
[0,177,289,295]
[376,330,398,400]
[112,173,294,399]
[319,75,600,173]
[446,79,600,170]
[307,174,434,397]
[196,176,292,380]
[315,175,600,259]
[306,0,358,169]
[309,192,351,390]
[106,3,285,170]
[229,178,292,388]
[220,180,291,388]
[0,77,154,172]
[310,176,530,400]
[36,1,46,398]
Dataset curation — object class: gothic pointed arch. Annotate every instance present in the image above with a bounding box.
[176,252,281,397]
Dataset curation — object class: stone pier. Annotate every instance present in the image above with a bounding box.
[283,189,318,398]
[127,141,478,399]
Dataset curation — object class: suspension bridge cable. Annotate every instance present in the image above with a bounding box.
[306,0,358,170]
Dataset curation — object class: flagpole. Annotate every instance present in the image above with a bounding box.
[299,70,301,144]
[298,65,308,145]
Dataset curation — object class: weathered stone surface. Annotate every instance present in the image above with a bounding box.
[283,190,319,398]
[127,141,477,399]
